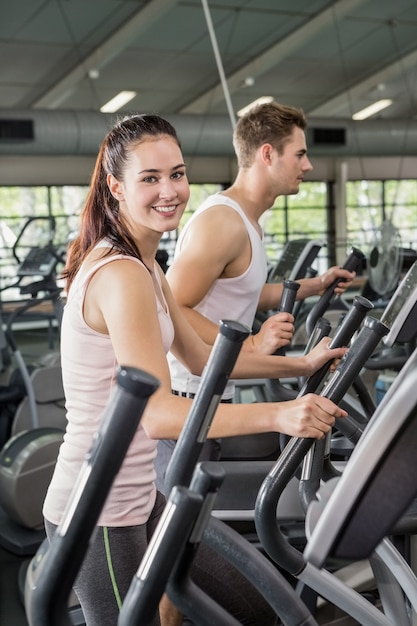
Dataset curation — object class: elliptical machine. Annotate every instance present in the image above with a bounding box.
[0,216,66,555]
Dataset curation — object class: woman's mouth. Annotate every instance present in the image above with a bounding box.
[152,205,177,214]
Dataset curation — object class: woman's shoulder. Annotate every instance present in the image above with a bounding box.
[79,248,147,283]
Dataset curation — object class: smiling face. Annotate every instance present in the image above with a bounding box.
[107,134,190,238]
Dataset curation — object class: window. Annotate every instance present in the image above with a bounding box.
[0,185,88,294]
[346,180,417,255]
[1,178,417,296]
[261,182,329,271]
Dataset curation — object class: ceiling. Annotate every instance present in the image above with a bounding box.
[2,0,417,158]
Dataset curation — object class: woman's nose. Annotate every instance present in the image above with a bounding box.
[159,179,178,198]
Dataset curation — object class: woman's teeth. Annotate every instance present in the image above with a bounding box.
[153,206,175,213]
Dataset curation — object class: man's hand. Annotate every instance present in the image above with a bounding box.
[319,266,356,295]
[304,336,348,376]
[244,312,294,355]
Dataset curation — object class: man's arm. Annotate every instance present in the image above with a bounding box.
[167,205,248,345]
[258,266,356,312]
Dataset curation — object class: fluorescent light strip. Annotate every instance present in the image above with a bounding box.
[237,96,274,118]
[100,91,137,113]
[352,99,393,121]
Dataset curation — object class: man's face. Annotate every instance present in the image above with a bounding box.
[272,126,313,195]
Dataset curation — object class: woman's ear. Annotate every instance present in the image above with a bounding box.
[107,174,124,201]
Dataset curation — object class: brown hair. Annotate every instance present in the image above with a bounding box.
[233,101,307,168]
[63,114,181,290]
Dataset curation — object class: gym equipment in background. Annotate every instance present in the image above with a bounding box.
[304,246,365,338]
[254,238,323,332]
[367,219,404,299]
[304,346,417,625]
[267,238,324,284]
[254,268,417,623]
[0,216,66,555]
[363,257,417,406]
[121,309,417,626]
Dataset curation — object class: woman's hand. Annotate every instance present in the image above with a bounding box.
[274,393,347,440]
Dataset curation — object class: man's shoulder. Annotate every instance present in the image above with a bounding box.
[190,201,246,236]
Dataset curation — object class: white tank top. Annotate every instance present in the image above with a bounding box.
[168,193,267,399]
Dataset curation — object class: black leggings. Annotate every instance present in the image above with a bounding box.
[44,492,277,626]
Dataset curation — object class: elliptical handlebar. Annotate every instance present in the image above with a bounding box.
[279,279,301,314]
[265,280,302,402]
[300,295,373,396]
[305,247,365,337]
[165,319,250,493]
[274,279,301,358]
[254,315,389,574]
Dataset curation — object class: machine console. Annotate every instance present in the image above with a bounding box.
[381,260,417,346]
[268,239,323,283]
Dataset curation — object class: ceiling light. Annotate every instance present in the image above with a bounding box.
[241,76,255,88]
[352,99,393,121]
[237,96,274,117]
[100,91,136,113]
[88,68,100,80]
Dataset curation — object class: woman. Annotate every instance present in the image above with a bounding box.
[43,114,347,626]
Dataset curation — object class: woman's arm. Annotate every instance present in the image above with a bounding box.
[88,259,346,442]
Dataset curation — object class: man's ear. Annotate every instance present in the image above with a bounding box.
[260,143,274,165]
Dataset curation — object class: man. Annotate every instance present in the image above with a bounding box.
[155,101,354,491]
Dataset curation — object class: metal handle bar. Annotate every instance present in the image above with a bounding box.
[305,247,365,337]
[165,319,250,493]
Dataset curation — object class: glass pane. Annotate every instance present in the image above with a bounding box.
[263,182,328,265]
[49,186,89,249]
[287,181,327,208]
[346,181,383,209]
[346,181,384,253]
[262,207,287,263]
[181,184,223,226]
[384,180,417,251]
[385,179,417,208]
